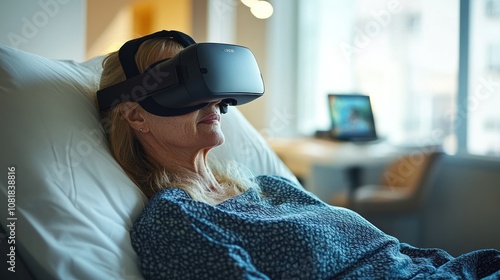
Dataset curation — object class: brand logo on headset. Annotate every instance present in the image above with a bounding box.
[224,48,235,53]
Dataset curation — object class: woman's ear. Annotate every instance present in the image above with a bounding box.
[119,102,148,133]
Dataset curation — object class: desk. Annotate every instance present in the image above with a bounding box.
[267,137,405,202]
[267,137,402,180]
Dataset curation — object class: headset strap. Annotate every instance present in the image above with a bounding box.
[118,30,196,79]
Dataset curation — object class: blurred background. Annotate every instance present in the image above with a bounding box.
[1,0,499,158]
[1,0,500,256]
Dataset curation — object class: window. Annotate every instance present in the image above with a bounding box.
[274,0,500,157]
[468,0,500,156]
[295,0,460,150]
[485,0,500,18]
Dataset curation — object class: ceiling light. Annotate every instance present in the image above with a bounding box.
[241,0,258,7]
[250,1,274,19]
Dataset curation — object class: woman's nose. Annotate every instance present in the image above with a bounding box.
[209,100,222,106]
[211,100,230,114]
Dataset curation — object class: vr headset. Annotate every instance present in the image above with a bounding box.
[97,30,265,116]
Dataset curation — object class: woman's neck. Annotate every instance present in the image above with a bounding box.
[152,148,235,200]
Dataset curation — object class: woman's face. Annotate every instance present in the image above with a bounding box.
[119,42,227,161]
[138,101,225,155]
[129,43,225,157]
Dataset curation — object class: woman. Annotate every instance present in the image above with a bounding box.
[97,31,500,279]
[97,32,256,204]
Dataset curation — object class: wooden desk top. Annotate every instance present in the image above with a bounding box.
[267,137,401,178]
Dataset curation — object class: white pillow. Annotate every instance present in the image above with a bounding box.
[0,45,297,280]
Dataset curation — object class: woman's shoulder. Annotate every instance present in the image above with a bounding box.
[148,186,188,203]
[254,174,300,188]
[138,187,192,218]
[253,175,320,202]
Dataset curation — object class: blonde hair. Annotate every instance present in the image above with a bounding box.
[97,38,258,204]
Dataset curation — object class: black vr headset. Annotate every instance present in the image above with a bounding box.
[96,30,265,116]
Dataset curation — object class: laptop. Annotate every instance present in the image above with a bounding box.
[327,93,378,142]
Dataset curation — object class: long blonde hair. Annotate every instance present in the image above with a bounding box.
[97,38,258,204]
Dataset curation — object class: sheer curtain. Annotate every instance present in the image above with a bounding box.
[468,0,500,156]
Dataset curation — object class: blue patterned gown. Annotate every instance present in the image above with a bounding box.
[131,175,500,279]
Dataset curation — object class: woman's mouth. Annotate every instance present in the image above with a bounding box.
[199,113,220,124]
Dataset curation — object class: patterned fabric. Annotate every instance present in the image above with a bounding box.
[131,175,500,279]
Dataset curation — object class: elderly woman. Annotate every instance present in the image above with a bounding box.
[97,30,500,280]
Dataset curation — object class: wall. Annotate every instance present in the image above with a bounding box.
[86,0,193,58]
[0,0,86,61]
[86,0,133,58]
[234,1,268,131]
[263,0,300,138]
[197,0,270,131]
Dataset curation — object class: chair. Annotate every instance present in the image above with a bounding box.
[332,146,443,214]
[331,146,443,245]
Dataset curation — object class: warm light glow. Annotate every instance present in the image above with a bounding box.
[241,0,258,7]
[250,1,273,19]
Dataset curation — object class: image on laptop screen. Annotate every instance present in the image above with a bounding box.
[327,94,377,141]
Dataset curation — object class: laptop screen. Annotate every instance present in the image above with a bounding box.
[327,94,377,141]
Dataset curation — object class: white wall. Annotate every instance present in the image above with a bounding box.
[201,0,269,131]
[0,0,86,61]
